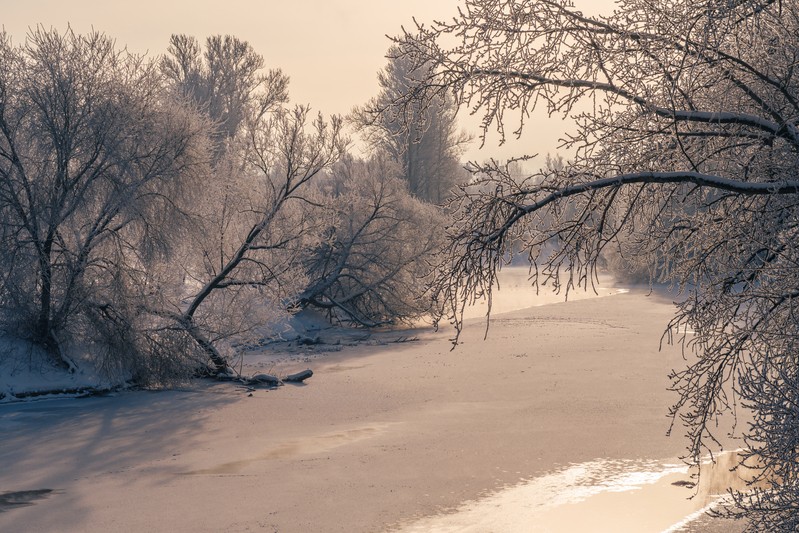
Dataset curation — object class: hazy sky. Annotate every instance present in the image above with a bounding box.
[3,0,616,161]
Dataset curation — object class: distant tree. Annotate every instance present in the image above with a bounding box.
[300,154,444,326]
[162,34,289,144]
[0,28,210,373]
[355,45,470,204]
[396,0,799,529]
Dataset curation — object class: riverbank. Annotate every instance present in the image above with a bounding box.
[0,277,744,532]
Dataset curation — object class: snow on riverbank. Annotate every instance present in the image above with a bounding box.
[397,452,749,533]
[0,338,119,402]
[0,267,625,402]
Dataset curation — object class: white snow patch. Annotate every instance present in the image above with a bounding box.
[0,336,114,402]
[397,458,688,532]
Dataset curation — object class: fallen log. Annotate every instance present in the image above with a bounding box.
[284,369,313,383]
[249,373,281,386]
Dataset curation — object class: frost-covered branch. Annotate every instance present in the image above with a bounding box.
[399,1,799,528]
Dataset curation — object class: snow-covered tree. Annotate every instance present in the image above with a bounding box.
[175,105,345,372]
[396,0,799,528]
[160,35,345,373]
[162,34,288,144]
[355,46,470,204]
[0,28,210,374]
[300,154,445,326]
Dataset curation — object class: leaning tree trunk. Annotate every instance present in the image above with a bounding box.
[182,320,229,374]
[178,202,285,374]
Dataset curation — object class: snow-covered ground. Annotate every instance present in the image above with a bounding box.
[0,268,744,532]
[0,338,118,402]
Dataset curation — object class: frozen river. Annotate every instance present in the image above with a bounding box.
[1,268,742,532]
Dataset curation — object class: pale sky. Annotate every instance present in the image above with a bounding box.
[2,0,616,162]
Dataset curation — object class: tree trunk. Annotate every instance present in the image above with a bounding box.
[36,237,53,348]
[284,369,313,383]
[34,236,76,371]
[183,321,229,374]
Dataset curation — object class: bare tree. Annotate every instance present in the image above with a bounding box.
[162,34,289,144]
[0,29,356,385]
[354,45,471,204]
[175,105,345,372]
[0,28,210,373]
[300,154,445,326]
[160,35,345,373]
[396,0,799,529]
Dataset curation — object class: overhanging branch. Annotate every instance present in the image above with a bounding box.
[484,171,799,244]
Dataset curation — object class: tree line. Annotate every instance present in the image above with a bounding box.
[0,28,467,383]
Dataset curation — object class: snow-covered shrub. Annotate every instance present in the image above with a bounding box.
[300,155,445,326]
